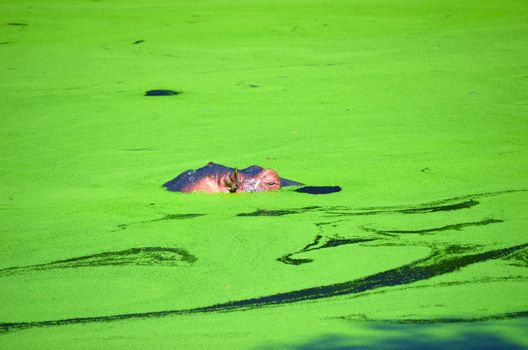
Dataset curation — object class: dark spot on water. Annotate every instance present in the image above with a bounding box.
[117,224,128,230]
[277,256,314,265]
[295,186,342,194]
[133,40,145,44]
[145,90,180,96]
[0,247,197,277]
[421,167,432,174]
[248,84,259,88]
[0,41,9,45]
[150,203,155,206]
[6,23,28,26]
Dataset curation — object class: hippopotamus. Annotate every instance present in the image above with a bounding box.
[163,162,303,193]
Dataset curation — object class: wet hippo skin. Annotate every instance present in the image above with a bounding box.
[163,162,303,193]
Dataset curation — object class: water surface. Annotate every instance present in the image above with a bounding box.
[1,0,527,348]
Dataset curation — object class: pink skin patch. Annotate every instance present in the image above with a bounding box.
[237,169,281,192]
[183,169,281,193]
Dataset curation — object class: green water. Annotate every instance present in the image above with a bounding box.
[1,0,527,348]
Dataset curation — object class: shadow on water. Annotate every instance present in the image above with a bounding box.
[294,186,342,194]
[262,322,528,349]
[144,89,180,96]
[260,314,528,349]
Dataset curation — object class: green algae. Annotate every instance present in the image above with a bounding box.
[1,0,528,348]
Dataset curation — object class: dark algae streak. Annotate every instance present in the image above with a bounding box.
[360,218,504,236]
[236,199,477,217]
[1,189,526,334]
[0,247,196,276]
[116,213,205,231]
[158,213,205,221]
[1,243,526,333]
[277,235,378,265]
[339,310,528,324]
[236,189,527,217]
[237,209,304,217]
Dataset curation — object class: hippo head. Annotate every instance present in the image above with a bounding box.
[163,163,302,193]
[223,168,281,193]
[190,168,281,193]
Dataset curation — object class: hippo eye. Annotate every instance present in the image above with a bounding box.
[266,182,277,186]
